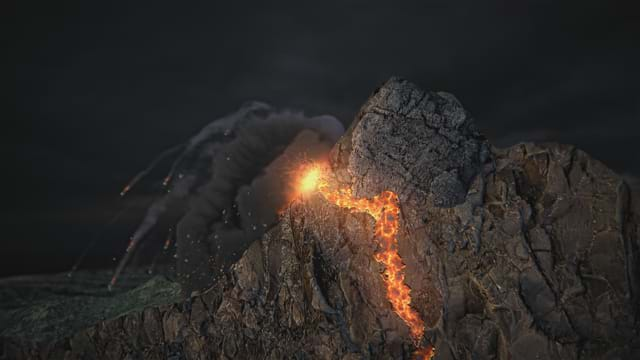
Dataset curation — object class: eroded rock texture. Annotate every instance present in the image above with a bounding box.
[2,78,639,359]
[331,78,489,209]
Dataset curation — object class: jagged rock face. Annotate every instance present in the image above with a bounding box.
[331,78,489,209]
[3,78,639,359]
[434,142,640,359]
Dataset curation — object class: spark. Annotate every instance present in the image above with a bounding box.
[119,144,184,197]
[162,175,172,187]
[147,228,174,275]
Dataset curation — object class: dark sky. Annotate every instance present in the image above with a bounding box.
[7,0,639,277]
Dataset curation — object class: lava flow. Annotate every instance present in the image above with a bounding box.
[296,164,434,358]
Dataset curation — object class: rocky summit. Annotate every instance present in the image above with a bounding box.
[2,78,639,359]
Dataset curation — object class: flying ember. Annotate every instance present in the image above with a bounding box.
[295,163,434,358]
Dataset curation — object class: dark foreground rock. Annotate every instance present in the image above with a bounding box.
[2,78,639,359]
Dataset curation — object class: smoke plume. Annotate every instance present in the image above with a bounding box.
[110,102,344,293]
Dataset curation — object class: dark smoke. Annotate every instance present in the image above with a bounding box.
[110,102,344,293]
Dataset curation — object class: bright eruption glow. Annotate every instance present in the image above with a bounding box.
[297,164,322,195]
[295,164,434,357]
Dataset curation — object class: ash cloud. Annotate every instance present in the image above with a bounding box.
[112,102,343,292]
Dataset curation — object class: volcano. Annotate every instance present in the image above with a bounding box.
[2,78,639,359]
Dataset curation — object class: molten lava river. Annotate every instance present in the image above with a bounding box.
[296,164,435,360]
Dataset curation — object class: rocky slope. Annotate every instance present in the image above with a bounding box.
[2,78,639,359]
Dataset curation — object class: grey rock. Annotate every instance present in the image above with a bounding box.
[332,78,488,209]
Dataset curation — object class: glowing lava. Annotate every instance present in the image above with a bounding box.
[413,345,436,360]
[295,163,433,358]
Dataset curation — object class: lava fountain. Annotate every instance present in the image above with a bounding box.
[295,163,435,358]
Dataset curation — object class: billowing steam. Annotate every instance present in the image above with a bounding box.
[108,102,344,292]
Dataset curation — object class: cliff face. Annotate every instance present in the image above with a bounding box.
[3,78,639,359]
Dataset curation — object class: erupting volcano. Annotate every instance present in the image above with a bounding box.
[296,163,435,358]
[4,78,638,360]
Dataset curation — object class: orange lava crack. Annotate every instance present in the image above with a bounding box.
[294,163,434,358]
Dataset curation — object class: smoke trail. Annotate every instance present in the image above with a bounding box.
[147,227,174,275]
[67,202,134,278]
[109,173,194,290]
[120,144,184,196]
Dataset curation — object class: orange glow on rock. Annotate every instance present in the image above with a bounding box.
[296,163,432,353]
[413,344,436,360]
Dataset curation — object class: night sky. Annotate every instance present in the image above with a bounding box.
[7,0,639,277]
